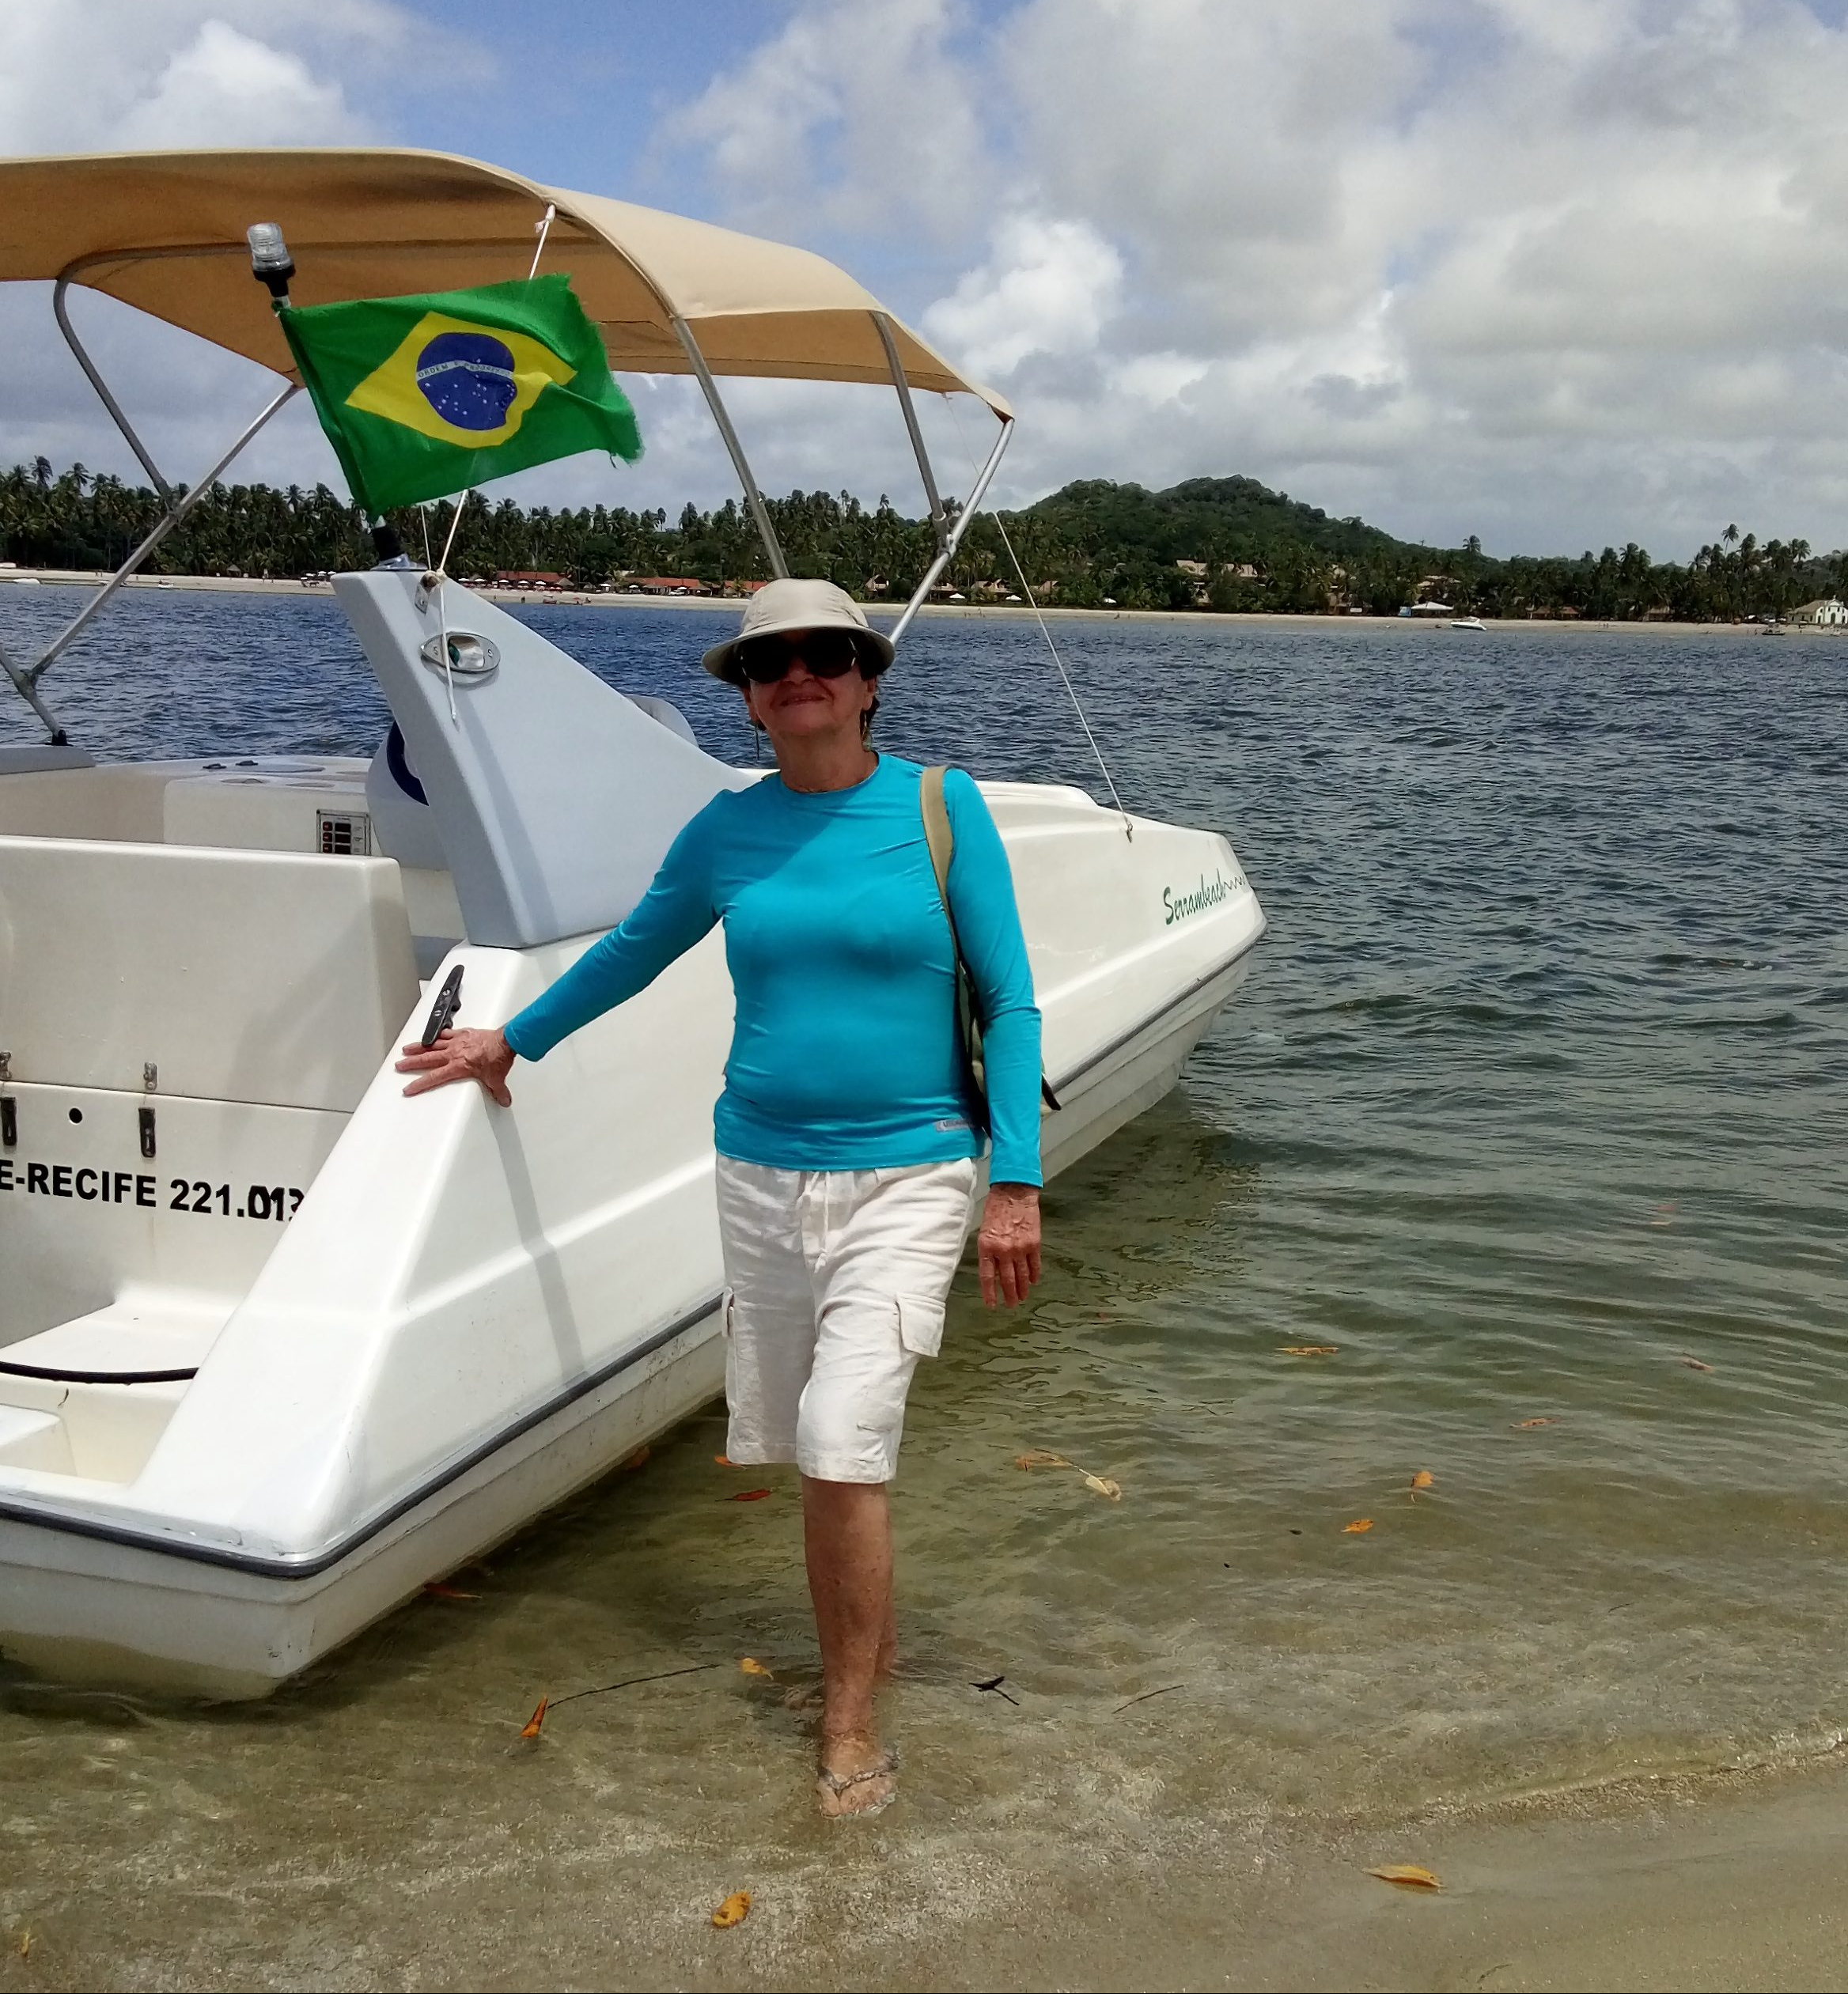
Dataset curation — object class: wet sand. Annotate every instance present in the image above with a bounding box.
[4,1692,1846,1994]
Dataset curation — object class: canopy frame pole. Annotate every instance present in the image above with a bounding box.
[20,382,301,711]
[670,316,788,579]
[872,312,947,552]
[0,643,70,744]
[888,415,1012,646]
[53,276,176,502]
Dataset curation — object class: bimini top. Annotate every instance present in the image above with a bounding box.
[0,147,1009,417]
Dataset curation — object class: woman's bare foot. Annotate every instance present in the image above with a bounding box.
[816,1727,896,1818]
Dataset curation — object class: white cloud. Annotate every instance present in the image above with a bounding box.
[665,0,1848,557]
[923,216,1123,380]
[0,1,395,153]
[115,19,359,149]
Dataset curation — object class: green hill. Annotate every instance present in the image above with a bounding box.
[1021,475,1415,565]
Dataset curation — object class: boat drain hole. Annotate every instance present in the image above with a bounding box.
[67,1107,82,1124]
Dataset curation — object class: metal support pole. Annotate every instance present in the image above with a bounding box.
[23,382,300,699]
[54,277,174,501]
[888,416,1013,645]
[0,641,70,743]
[873,312,947,551]
[671,316,788,578]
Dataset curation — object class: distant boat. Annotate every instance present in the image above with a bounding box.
[1450,615,1486,632]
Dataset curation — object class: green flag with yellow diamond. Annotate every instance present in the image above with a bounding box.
[277,274,642,516]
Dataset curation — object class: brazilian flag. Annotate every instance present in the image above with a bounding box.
[276,274,642,516]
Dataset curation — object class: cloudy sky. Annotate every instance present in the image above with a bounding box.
[5,0,1848,559]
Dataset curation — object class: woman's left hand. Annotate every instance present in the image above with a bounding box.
[979,1182,1042,1308]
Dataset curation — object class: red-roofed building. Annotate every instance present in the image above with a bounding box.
[623,576,711,596]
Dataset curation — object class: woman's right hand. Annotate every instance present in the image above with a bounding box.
[396,1026,516,1106]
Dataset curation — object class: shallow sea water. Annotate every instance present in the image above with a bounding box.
[2,588,1846,1981]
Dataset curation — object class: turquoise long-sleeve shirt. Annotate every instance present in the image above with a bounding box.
[502,754,1044,1185]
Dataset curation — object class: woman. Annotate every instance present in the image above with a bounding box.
[396,577,1043,1819]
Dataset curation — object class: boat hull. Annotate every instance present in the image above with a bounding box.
[0,934,1252,1697]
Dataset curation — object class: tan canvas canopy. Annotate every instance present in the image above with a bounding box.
[0,147,1009,416]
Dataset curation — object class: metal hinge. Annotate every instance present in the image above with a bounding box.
[139,1061,157,1159]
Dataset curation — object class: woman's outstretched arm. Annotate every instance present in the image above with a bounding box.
[396,804,721,1099]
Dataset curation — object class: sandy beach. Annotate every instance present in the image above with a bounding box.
[1,566,1830,638]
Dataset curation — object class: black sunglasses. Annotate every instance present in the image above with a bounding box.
[734,628,868,685]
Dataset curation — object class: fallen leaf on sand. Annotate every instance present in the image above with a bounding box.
[1410,1470,1435,1493]
[1281,1345,1339,1356]
[422,1582,479,1601]
[1083,1474,1123,1501]
[518,1696,548,1739]
[1512,1417,1557,1429]
[619,1444,650,1470]
[727,1489,773,1502]
[1015,1449,1074,1470]
[740,1657,774,1678]
[711,1890,752,1929]
[714,1454,733,1466]
[1367,1863,1441,1891]
[1681,1355,1715,1373]
[1343,1518,1375,1534]
[17,1932,32,1961]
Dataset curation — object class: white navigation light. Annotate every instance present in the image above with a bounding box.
[246,222,294,297]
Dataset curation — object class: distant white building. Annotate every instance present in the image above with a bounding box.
[1786,597,1848,626]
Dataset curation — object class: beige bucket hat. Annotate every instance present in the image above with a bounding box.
[701,577,896,683]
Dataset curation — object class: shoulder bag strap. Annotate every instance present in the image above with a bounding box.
[922,764,988,1132]
[921,766,1061,1122]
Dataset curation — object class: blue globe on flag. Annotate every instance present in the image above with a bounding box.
[415,331,520,431]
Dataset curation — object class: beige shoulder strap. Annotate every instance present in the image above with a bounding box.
[920,762,955,914]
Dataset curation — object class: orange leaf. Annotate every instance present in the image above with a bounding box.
[711,1890,752,1929]
[1512,1417,1557,1428]
[727,1489,773,1502]
[1342,1518,1374,1534]
[739,1657,774,1678]
[1681,1355,1714,1372]
[1410,1470,1435,1492]
[1014,1449,1074,1470]
[518,1695,548,1739]
[714,1454,733,1466]
[620,1444,651,1470]
[1367,1863,1441,1890]
[422,1582,479,1600]
[1281,1345,1339,1356]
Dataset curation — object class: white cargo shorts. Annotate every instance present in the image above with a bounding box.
[715,1154,979,1485]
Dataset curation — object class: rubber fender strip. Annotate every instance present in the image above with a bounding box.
[0,1359,199,1384]
[1045,929,1264,1099]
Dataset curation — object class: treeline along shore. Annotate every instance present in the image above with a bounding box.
[5,456,1842,624]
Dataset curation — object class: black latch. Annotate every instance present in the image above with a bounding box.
[420,963,465,1047]
[1,1097,14,1149]
[140,1060,157,1158]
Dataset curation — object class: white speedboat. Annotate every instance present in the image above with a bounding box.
[1450,615,1486,631]
[0,150,1266,1697]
